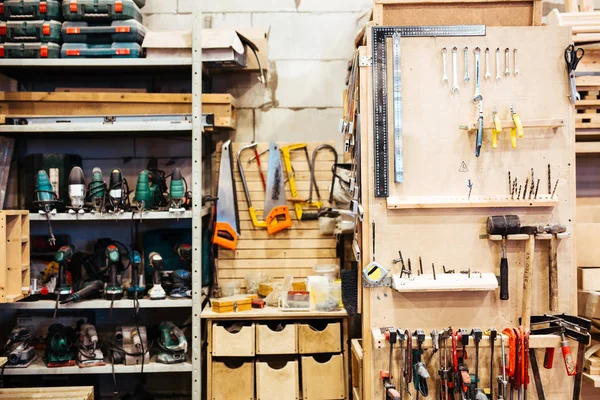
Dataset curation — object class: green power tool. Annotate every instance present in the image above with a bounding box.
[34,170,60,245]
[156,321,187,364]
[169,167,186,213]
[87,167,106,214]
[134,170,156,212]
[44,323,76,367]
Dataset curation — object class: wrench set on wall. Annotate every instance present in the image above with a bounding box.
[377,314,590,400]
[442,46,520,93]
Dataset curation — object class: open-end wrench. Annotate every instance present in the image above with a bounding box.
[505,48,510,77]
[485,47,491,80]
[514,48,519,76]
[496,47,501,81]
[474,47,482,101]
[452,46,459,93]
[464,46,470,83]
[442,47,448,84]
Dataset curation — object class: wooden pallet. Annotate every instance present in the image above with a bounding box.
[0,386,94,400]
[372,0,542,27]
[214,142,340,288]
[0,210,29,303]
[0,92,237,130]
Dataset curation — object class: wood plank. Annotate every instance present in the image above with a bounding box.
[576,142,600,153]
[219,248,336,259]
[217,258,339,269]
[235,229,327,240]
[238,220,319,230]
[236,238,337,250]
[201,305,347,320]
[218,268,316,279]
[387,195,558,209]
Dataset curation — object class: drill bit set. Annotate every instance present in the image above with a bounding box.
[507,166,559,201]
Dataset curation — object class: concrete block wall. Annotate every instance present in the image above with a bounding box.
[142,0,374,150]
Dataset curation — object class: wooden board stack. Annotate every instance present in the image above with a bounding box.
[214,142,339,289]
[0,210,30,303]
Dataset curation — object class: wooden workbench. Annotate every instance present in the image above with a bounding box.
[0,386,94,399]
[202,306,349,399]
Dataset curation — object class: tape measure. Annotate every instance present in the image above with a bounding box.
[362,261,391,287]
[372,25,486,197]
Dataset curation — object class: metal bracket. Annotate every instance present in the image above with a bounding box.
[362,276,393,288]
[359,56,372,67]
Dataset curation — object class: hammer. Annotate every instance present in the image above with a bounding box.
[520,225,543,328]
[543,224,566,312]
[487,215,521,300]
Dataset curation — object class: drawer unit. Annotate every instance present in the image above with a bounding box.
[212,360,254,400]
[256,322,297,355]
[298,321,341,354]
[301,354,345,399]
[212,321,255,357]
[256,359,299,400]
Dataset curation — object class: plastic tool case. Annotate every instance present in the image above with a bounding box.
[62,0,142,22]
[0,20,62,42]
[0,1,5,21]
[0,41,60,57]
[62,20,145,43]
[61,42,141,57]
[5,0,62,20]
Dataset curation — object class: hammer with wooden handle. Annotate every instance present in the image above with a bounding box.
[543,224,567,312]
[520,226,542,328]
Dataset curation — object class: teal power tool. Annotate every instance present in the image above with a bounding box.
[148,252,166,300]
[54,245,73,296]
[45,323,76,367]
[67,166,86,214]
[87,167,106,214]
[169,167,186,216]
[104,244,123,300]
[126,250,145,300]
[157,321,187,364]
[134,169,155,212]
[33,170,60,245]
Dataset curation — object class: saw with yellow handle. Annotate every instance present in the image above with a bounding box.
[237,143,267,228]
[280,143,322,221]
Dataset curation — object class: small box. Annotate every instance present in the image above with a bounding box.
[256,360,299,400]
[298,322,341,354]
[212,360,254,400]
[212,321,255,357]
[211,296,252,313]
[256,322,297,355]
[301,355,345,399]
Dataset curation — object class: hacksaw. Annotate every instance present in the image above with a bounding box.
[372,25,486,197]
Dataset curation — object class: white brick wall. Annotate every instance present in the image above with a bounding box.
[142,0,372,152]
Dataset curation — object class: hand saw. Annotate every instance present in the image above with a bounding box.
[213,140,240,250]
[264,142,292,234]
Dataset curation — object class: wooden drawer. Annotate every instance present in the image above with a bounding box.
[301,355,345,399]
[256,359,299,400]
[256,322,297,355]
[212,322,255,357]
[298,322,341,354]
[212,360,254,400]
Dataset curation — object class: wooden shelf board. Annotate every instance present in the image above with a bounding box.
[201,305,348,320]
[459,119,565,131]
[488,233,570,241]
[584,372,600,388]
[576,142,600,154]
[387,195,558,209]
[29,210,194,221]
[392,272,498,292]
[3,298,192,309]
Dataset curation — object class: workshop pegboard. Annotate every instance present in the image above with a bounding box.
[357,26,575,399]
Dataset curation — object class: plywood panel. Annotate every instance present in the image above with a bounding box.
[359,27,574,399]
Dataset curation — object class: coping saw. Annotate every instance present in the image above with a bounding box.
[264,142,292,234]
[212,140,240,250]
[238,143,267,229]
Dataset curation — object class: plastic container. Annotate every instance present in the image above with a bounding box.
[61,42,142,58]
[0,42,60,58]
[61,20,146,44]
[62,0,143,22]
[313,264,339,281]
[312,280,341,312]
[220,281,241,297]
[244,272,269,295]
[0,20,62,43]
[5,0,62,20]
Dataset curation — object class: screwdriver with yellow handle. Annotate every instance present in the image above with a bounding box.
[491,107,502,149]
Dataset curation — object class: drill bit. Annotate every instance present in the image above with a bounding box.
[419,256,424,275]
[468,179,473,200]
[548,164,551,194]
[518,185,522,199]
[552,179,559,198]
[523,177,528,199]
[534,179,540,199]
[432,263,437,280]
[508,171,511,195]
[529,168,535,199]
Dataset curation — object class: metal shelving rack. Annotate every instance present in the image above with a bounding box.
[0,3,203,399]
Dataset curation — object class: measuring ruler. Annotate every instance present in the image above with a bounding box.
[372,25,486,197]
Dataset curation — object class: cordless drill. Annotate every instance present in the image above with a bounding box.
[148,252,166,300]
[54,245,74,297]
[126,250,145,299]
[104,244,123,300]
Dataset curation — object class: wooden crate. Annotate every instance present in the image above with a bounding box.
[0,386,93,400]
[256,322,298,354]
[215,142,340,288]
[212,321,255,357]
[298,322,341,354]
[301,355,345,400]
[351,339,363,400]
[372,0,542,27]
[0,210,29,303]
[256,359,300,400]
[0,92,237,130]
[212,360,254,400]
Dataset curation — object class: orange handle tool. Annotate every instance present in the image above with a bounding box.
[266,205,292,235]
[561,336,576,376]
[212,222,238,250]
